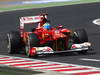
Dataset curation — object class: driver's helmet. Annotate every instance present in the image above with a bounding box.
[43,23,52,29]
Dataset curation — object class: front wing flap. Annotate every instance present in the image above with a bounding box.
[35,42,93,55]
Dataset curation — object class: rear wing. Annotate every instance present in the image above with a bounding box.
[20,16,42,24]
[20,14,47,29]
[19,13,48,37]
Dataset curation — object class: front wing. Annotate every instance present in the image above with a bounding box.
[33,42,93,55]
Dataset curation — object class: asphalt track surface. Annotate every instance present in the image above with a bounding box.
[0,2,100,68]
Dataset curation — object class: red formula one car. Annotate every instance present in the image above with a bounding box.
[7,13,92,57]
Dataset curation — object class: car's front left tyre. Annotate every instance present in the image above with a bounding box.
[25,33,40,57]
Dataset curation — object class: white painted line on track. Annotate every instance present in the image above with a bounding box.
[61,69,100,74]
[4,61,46,66]
[0,59,31,62]
[35,65,75,69]
[29,65,74,70]
[92,18,100,25]
[11,63,60,68]
[38,66,91,71]
[91,74,100,75]
[80,58,100,62]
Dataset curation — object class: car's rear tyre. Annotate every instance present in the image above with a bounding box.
[73,29,88,43]
[25,33,40,57]
[7,31,22,54]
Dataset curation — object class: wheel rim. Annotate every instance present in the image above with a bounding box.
[7,34,11,53]
[25,45,30,56]
[26,36,31,56]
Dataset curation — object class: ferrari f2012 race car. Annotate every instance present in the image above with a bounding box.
[7,13,92,57]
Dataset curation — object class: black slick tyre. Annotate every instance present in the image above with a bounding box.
[25,33,40,57]
[73,29,88,54]
[7,31,22,54]
[73,29,88,43]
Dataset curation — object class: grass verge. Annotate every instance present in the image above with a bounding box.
[0,66,43,75]
[0,0,100,12]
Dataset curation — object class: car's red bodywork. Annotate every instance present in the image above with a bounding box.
[23,28,70,47]
[20,13,72,51]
